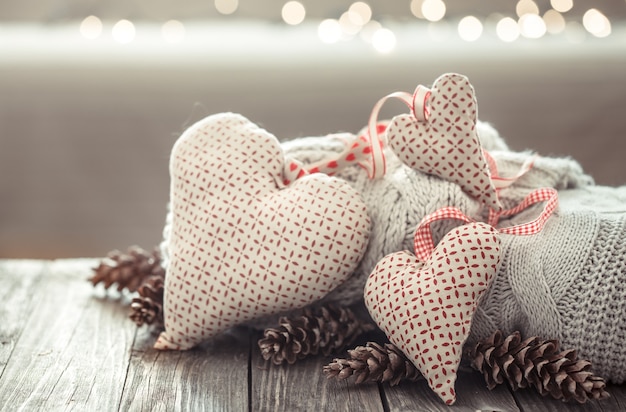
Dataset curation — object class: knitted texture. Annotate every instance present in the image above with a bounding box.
[160,119,626,382]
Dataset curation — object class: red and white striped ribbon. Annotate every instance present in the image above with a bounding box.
[483,150,536,190]
[413,187,558,262]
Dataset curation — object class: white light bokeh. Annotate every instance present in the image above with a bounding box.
[359,20,382,43]
[422,0,446,22]
[318,19,342,43]
[162,20,186,43]
[458,16,483,41]
[339,11,362,36]
[79,15,102,40]
[519,13,546,38]
[371,28,396,53]
[516,0,539,18]
[349,2,372,26]
[410,0,425,19]
[112,19,135,44]
[282,1,306,26]
[543,9,566,34]
[215,0,238,15]
[550,0,573,13]
[583,9,612,38]
[496,17,520,42]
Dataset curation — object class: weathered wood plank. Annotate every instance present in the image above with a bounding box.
[0,259,136,412]
[382,370,521,412]
[251,342,384,412]
[119,326,250,412]
[0,260,47,375]
[511,381,626,411]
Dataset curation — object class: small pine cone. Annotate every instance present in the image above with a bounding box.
[258,305,375,365]
[90,245,165,293]
[129,296,162,327]
[324,342,422,386]
[469,330,610,404]
[129,275,165,326]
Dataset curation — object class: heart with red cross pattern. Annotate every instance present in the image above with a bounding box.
[154,113,371,350]
[364,222,501,405]
[386,73,502,211]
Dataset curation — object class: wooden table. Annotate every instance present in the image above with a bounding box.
[1,259,624,411]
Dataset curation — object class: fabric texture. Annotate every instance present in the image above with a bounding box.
[365,221,501,405]
[156,113,370,350]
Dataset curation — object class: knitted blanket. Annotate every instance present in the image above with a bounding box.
[280,122,626,384]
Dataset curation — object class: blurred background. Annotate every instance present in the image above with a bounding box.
[1,0,625,258]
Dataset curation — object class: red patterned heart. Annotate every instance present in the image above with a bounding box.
[154,113,371,350]
[364,221,500,405]
[386,73,502,211]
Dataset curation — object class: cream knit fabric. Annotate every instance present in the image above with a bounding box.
[161,120,625,383]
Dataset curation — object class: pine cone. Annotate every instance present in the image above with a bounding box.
[129,275,165,327]
[258,305,375,365]
[468,330,610,404]
[324,342,422,386]
[130,296,162,327]
[90,245,165,293]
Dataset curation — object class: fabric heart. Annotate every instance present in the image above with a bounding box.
[364,219,501,405]
[155,113,371,350]
[386,73,503,211]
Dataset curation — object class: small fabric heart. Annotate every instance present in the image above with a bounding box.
[364,219,501,405]
[155,113,371,350]
[386,73,503,211]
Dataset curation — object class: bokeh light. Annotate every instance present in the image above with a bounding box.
[318,19,342,43]
[215,0,238,15]
[349,2,372,26]
[359,20,382,43]
[458,16,483,41]
[550,0,574,13]
[112,19,135,44]
[422,0,446,22]
[339,11,361,36]
[519,13,547,38]
[543,9,566,34]
[496,17,520,42]
[282,1,306,26]
[79,15,102,40]
[516,0,540,18]
[162,20,186,44]
[371,28,396,53]
[410,0,425,19]
[583,9,612,38]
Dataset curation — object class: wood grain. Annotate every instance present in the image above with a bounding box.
[0,259,135,411]
[512,382,626,412]
[250,340,384,412]
[1,259,625,412]
[383,370,521,412]
[0,260,47,375]
[119,326,250,411]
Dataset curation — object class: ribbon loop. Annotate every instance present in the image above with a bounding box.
[493,188,559,235]
[362,85,434,179]
[412,85,431,122]
[414,188,559,262]
[413,207,475,262]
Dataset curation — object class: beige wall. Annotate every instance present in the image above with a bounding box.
[1,22,625,258]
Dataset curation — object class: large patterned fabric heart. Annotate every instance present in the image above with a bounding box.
[364,222,501,405]
[154,113,371,350]
[386,73,502,211]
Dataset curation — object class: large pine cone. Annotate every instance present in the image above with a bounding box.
[469,330,609,403]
